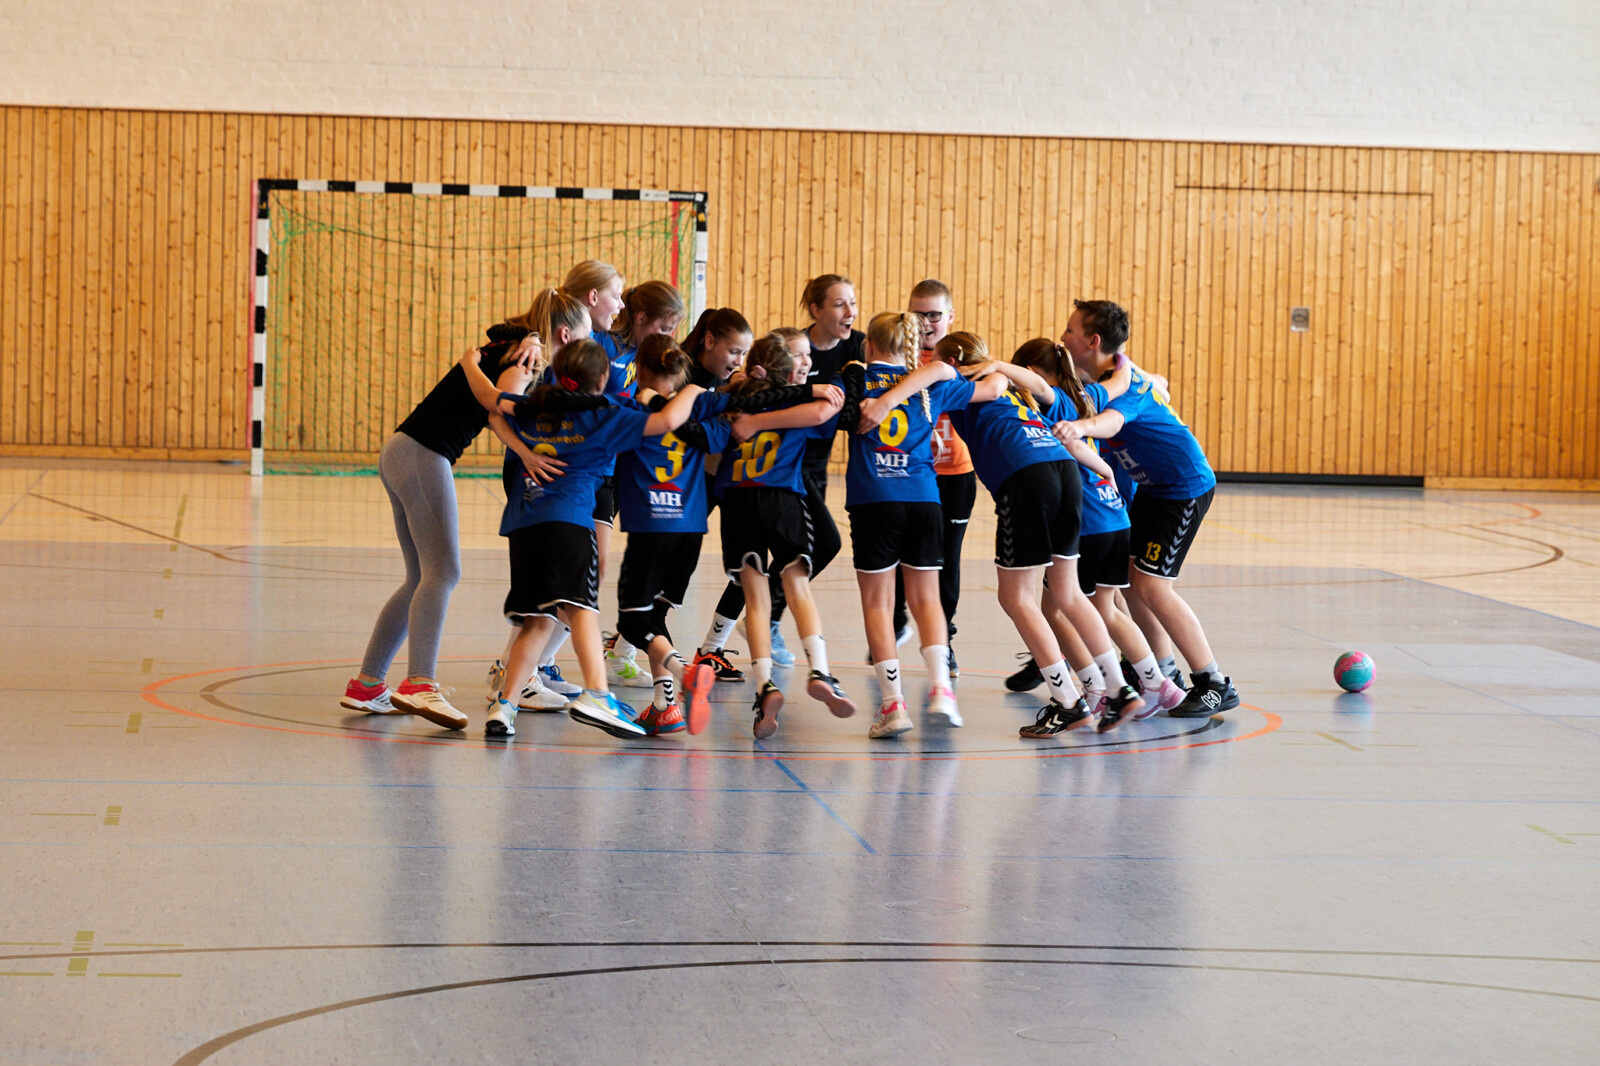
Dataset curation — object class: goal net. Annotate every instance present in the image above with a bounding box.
[250,181,707,474]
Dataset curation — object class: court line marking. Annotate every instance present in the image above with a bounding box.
[758,741,877,854]
[168,952,1600,1065]
[142,659,1280,762]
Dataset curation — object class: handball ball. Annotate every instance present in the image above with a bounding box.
[1334,651,1375,692]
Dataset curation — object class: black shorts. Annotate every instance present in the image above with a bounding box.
[617,530,704,611]
[592,475,617,525]
[1129,488,1214,579]
[992,460,1082,569]
[505,521,599,618]
[847,500,944,572]
[937,470,977,525]
[720,487,813,580]
[1076,528,1131,594]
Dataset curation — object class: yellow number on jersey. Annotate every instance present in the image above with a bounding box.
[878,409,910,447]
[1144,541,1163,563]
[655,431,686,483]
[731,431,780,482]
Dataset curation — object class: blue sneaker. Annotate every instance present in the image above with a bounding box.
[539,663,581,697]
[567,689,646,737]
[769,621,796,667]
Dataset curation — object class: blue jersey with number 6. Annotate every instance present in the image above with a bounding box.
[845,365,976,507]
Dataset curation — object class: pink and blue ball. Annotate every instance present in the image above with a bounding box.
[1334,651,1375,693]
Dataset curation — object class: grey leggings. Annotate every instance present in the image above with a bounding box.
[360,432,463,680]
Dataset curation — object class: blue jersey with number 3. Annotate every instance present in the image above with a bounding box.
[616,392,732,533]
[845,366,976,507]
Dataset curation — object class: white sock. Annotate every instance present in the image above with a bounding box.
[874,658,903,703]
[801,634,829,676]
[1093,652,1124,694]
[1131,654,1163,691]
[540,624,570,668]
[665,650,688,683]
[1076,662,1107,696]
[1042,660,1078,706]
[653,674,674,710]
[922,645,950,689]
[752,657,773,687]
[701,613,736,653]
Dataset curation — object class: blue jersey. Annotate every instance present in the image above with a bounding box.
[1042,386,1129,536]
[499,396,651,534]
[945,387,1071,490]
[616,392,733,533]
[714,410,834,497]
[594,331,637,400]
[845,365,976,506]
[1086,372,1216,500]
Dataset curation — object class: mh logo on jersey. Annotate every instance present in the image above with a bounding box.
[649,480,685,511]
[873,446,910,477]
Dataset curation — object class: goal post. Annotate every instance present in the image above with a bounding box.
[248,180,709,476]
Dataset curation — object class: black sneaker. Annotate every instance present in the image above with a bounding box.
[694,647,745,683]
[1005,653,1043,693]
[1019,697,1094,738]
[1096,685,1147,733]
[1120,658,1140,690]
[806,670,857,718]
[1168,671,1238,718]
[751,681,784,739]
[947,645,960,680]
[1165,664,1190,691]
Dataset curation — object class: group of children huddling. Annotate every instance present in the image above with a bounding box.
[341,260,1241,744]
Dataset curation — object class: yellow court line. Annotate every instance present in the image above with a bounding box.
[99,972,182,978]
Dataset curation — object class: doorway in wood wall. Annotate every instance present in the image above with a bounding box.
[1164,188,1434,478]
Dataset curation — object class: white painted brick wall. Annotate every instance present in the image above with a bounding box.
[1,0,1595,152]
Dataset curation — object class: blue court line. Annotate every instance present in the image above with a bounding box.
[2,778,1598,806]
[756,741,877,855]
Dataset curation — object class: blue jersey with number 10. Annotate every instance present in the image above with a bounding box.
[845,366,976,507]
[615,392,733,533]
[713,410,833,497]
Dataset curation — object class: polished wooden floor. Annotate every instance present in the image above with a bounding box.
[2,460,1597,1064]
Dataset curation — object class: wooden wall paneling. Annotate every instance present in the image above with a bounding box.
[33,108,55,446]
[1418,150,1443,477]
[67,108,90,446]
[1574,155,1597,476]
[1,108,20,442]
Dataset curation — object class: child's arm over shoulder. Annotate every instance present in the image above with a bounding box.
[642,384,705,439]
[729,392,844,442]
[854,360,952,433]
[1062,436,1115,480]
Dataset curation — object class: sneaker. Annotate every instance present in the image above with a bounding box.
[538,663,581,697]
[751,681,784,739]
[567,689,646,737]
[895,621,914,647]
[637,702,687,735]
[1168,672,1240,718]
[927,684,963,727]
[868,698,914,739]
[682,662,715,736]
[1095,685,1147,733]
[947,645,960,680]
[806,670,857,718]
[391,680,468,730]
[485,659,506,703]
[1120,658,1140,691]
[694,647,746,683]
[769,621,796,667]
[1019,697,1094,738]
[340,678,399,714]
[485,698,517,736]
[604,633,651,688]
[1005,654,1043,693]
[1166,664,1190,692]
[514,677,567,712]
[1141,677,1185,717]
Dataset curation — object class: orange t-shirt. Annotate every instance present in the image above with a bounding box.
[918,352,974,475]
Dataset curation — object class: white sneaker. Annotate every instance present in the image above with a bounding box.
[538,663,581,697]
[927,684,962,727]
[868,698,914,739]
[485,698,517,736]
[568,689,646,737]
[1143,677,1184,716]
[603,633,651,688]
[515,677,567,711]
[485,659,505,703]
[390,681,468,730]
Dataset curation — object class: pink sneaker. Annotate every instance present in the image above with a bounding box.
[340,678,398,714]
[1140,678,1184,718]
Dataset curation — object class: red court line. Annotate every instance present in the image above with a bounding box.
[141,659,1281,762]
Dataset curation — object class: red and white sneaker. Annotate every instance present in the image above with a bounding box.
[926,684,962,727]
[340,679,399,714]
[682,662,715,736]
[390,680,468,730]
[636,702,687,736]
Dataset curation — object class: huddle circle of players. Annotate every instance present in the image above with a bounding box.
[340,262,1241,742]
